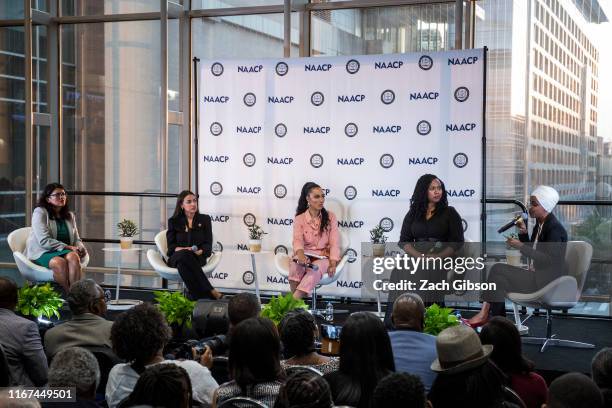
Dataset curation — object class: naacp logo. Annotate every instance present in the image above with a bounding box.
[344,123,358,138]
[346,248,357,264]
[310,154,324,168]
[211,62,224,76]
[210,182,223,196]
[380,154,394,169]
[243,213,256,227]
[416,120,432,136]
[274,245,288,255]
[381,90,395,105]
[454,86,469,102]
[379,217,394,232]
[242,271,255,285]
[213,241,223,252]
[346,59,360,74]
[243,153,256,167]
[243,93,257,107]
[462,219,468,232]
[453,153,468,168]
[275,61,289,76]
[418,55,433,71]
[344,186,357,201]
[311,92,325,106]
[274,184,287,199]
[275,123,287,138]
[210,122,223,136]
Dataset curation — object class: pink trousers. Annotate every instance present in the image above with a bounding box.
[289,258,330,295]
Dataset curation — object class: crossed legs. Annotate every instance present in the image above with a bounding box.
[49,252,82,292]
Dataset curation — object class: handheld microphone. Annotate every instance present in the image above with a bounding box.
[292,258,319,271]
[497,213,528,234]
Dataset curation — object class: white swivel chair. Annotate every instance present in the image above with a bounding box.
[146,229,223,284]
[8,227,90,283]
[274,232,350,316]
[507,241,594,352]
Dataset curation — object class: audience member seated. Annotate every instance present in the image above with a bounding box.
[105,303,217,408]
[0,277,48,386]
[42,347,100,408]
[388,293,437,391]
[213,317,284,407]
[323,312,395,408]
[372,373,432,408]
[228,292,261,332]
[428,325,520,408]
[543,372,603,408]
[592,347,612,408]
[274,370,333,408]
[44,279,113,359]
[480,317,547,408]
[121,364,192,408]
[0,389,41,408]
[279,309,338,374]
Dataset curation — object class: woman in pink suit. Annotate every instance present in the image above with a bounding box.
[290,182,340,300]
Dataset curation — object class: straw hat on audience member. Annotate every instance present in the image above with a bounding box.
[431,325,493,375]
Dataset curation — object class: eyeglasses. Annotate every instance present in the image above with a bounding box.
[49,192,67,198]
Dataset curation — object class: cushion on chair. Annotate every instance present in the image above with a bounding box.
[508,275,578,309]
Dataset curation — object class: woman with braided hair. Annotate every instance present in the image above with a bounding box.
[274,370,333,408]
[279,309,338,374]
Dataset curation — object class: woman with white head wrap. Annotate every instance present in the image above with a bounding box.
[468,185,568,326]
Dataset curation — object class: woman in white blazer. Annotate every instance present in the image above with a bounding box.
[26,183,86,292]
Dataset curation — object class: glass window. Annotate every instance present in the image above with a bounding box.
[192,0,283,9]
[61,0,159,16]
[0,2,24,19]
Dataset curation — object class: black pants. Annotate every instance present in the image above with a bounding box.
[483,263,538,317]
[168,250,214,300]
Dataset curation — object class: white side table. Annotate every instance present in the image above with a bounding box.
[102,247,143,310]
[224,250,272,303]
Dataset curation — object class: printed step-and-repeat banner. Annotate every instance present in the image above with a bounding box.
[198,49,485,299]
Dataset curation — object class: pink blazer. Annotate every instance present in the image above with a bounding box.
[292,210,340,262]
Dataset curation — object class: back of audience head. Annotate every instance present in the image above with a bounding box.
[0,390,40,408]
[67,278,106,316]
[479,316,534,375]
[544,372,603,408]
[279,308,317,358]
[373,372,431,408]
[48,347,100,400]
[274,370,332,408]
[391,293,425,331]
[111,303,171,369]
[228,292,261,328]
[229,317,283,392]
[124,364,192,408]
[592,347,612,388]
[0,277,18,310]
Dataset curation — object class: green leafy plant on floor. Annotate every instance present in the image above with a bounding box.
[154,291,195,329]
[424,303,459,336]
[16,283,63,319]
[260,293,308,325]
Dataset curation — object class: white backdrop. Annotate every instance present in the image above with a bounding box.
[198,49,485,298]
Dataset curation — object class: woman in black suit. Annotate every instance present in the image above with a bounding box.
[167,190,222,300]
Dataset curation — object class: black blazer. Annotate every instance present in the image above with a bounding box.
[166,213,213,259]
[518,212,567,288]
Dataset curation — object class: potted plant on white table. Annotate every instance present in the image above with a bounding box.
[117,219,138,249]
[248,224,267,253]
[370,225,388,257]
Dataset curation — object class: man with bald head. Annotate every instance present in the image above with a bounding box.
[388,293,437,391]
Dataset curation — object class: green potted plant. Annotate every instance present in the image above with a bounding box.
[370,225,388,257]
[260,293,308,326]
[117,218,138,249]
[424,303,459,336]
[504,232,521,266]
[16,283,63,320]
[154,291,195,339]
[247,224,267,253]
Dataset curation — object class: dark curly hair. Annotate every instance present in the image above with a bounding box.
[408,174,448,220]
[110,303,172,370]
[274,370,333,408]
[125,364,192,408]
[295,182,330,234]
[372,373,426,408]
[279,309,317,358]
[37,182,72,220]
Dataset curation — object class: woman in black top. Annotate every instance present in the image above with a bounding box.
[167,190,222,300]
[385,174,464,327]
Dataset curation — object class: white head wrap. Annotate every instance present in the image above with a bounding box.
[531,185,559,213]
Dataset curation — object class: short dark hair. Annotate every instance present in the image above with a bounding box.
[547,372,603,408]
[274,370,333,408]
[228,292,261,327]
[66,279,101,315]
[279,309,317,358]
[37,182,72,220]
[110,303,171,368]
[0,277,18,309]
[479,316,535,374]
[372,373,426,408]
[126,363,192,408]
[592,347,612,389]
[229,317,283,393]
